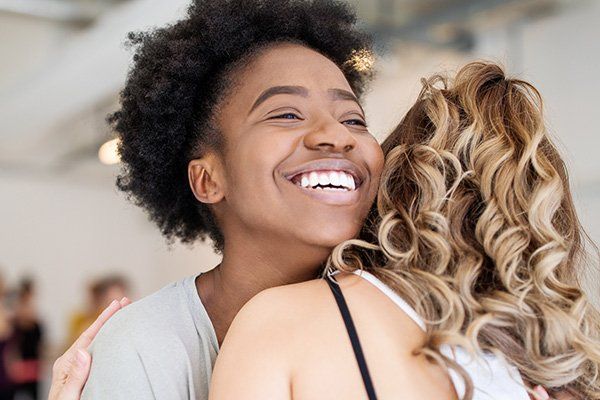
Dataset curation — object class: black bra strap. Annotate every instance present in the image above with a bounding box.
[326,275,378,400]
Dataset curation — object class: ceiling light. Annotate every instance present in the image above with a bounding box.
[98,138,120,165]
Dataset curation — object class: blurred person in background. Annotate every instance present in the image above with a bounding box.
[0,273,14,400]
[67,275,129,347]
[11,279,44,400]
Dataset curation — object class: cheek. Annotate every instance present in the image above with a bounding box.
[225,134,294,200]
[362,137,385,190]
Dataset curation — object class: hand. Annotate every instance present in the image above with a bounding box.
[48,297,131,400]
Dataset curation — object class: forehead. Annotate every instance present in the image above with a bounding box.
[238,43,353,97]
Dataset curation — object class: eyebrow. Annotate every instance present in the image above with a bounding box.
[249,85,309,114]
[248,85,365,116]
[328,88,364,115]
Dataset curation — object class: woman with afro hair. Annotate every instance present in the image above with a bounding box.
[51,0,384,399]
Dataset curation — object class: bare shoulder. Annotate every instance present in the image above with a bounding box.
[238,272,385,319]
[209,280,331,399]
[252,278,330,306]
[242,272,430,354]
[231,273,379,340]
[232,278,331,332]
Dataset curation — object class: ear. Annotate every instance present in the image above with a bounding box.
[188,153,226,204]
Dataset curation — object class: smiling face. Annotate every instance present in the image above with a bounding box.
[198,43,383,257]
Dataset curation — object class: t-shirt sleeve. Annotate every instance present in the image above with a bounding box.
[81,314,156,400]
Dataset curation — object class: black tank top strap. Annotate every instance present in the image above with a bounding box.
[326,274,378,400]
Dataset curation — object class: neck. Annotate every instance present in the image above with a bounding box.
[197,235,330,345]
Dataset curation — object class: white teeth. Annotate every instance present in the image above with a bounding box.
[339,173,348,188]
[318,173,330,186]
[293,170,358,191]
[329,171,340,186]
[301,176,309,188]
[309,171,319,187]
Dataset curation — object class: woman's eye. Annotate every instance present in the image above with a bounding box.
[270,113,300,120]
[343,119,367,127]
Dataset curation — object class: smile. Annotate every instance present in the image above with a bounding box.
[282,158,366,205]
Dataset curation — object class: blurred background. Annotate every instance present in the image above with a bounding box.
[0,0,598,398]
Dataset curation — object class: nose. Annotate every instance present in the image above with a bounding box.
[303,118,358,154]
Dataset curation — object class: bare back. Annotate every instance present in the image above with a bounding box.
[210,272,457,399]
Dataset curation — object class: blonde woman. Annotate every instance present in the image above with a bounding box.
[208,62,599,399]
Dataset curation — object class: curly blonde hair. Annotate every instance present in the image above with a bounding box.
[328,62,600,399]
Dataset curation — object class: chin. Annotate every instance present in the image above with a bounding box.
[306,223,361,249]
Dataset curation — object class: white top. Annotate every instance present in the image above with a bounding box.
[349,269,530,400]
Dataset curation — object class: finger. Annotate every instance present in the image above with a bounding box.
[119,296,132,307]
[59,349,92,400]
[72,299,122,349]
[532,385,550,400]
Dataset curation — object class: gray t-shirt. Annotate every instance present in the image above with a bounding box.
[81,274,219,400]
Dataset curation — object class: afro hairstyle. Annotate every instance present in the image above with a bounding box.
[110,0,374,252]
